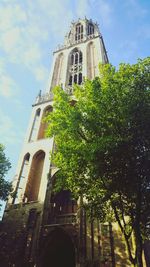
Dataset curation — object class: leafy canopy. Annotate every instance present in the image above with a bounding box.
[0,144,11,201]
[46,57,150,266]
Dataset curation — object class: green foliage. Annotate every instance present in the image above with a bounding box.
[0,144,11,201]
[46,57,150,266]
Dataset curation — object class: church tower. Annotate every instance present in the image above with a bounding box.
[9,18,108,206]
[0,19,130,267]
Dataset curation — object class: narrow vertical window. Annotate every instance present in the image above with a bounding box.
[29,108,41,142]
[19,153,30,189]
[69,75,73,86]
[87,42,95,79]
[51,53,64,89]
[71,54,74,65]
[79,51,82,63]
[38,106,53,140]
[81,25,83,39]
[68,48,83,87]
[75,23,83,42]
[13,153,30,204]
[75,53,78,64]
[79,73,82,85]
[74,74,77,84]
[88,23,94,36]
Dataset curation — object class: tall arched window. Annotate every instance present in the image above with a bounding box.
[13,153,30,204]
[68,48,83,86]
[38,105,53,140]
[19,153,30,189]
[51,53,64,88]
[29,108,41,142]
[87,42,95,80]
[75,23,83,42]
[79,51,82,63]
[75,53,78,64]
[24,150,45,202]
[88,23,94,36]
[74,74,77,84]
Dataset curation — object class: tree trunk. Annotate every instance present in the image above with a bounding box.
[112,203,136,266]
[134,176,143,267]
[134,226,143,267]
[109,222,115,267]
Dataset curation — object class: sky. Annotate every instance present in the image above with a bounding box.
[0,0,149,215]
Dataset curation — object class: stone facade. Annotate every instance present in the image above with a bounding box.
[0,18,144,267]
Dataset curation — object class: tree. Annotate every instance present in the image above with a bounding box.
[46,57,150,267]
[0,144,11,202]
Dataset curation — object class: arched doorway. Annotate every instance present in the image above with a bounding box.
[40,228,76,267]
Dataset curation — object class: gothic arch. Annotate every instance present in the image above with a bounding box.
[19,153,30,184]
[87,22,94,36]
[29,108,41,142]
[68,48,83,86]
[37,105,53,140]
[24,153,30,161]
[51,52,64,88]
[39,227,76,267]
[24,150,45,202]
[13,153,31,203]
[75,23,83,42]
[87,41,96,80]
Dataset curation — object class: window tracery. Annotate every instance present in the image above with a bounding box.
[68,49,83,86]
[88,23,94,36]
[75,23,83,42]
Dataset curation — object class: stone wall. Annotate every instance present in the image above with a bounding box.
[0,202,43,267]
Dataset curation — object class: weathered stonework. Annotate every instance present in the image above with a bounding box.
[0,202,43,267]
[1,18,148,267]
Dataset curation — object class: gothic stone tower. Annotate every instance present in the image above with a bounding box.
[0,18,130,267]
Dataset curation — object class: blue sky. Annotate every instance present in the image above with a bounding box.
[0,0,149,214]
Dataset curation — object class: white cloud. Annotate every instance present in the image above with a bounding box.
[0,109,22,145]
[0,0,114,89]
[0,0,74,82]
[0,4,27,32]
[23,45,42,66]
[1,27,21,53]
[0,0,76,157]
[0,59,18,98]
[34,66,49,82]
[0,75,16,97]
[27,25,48,41]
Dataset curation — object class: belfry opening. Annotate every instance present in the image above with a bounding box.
[40,228,76,267]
